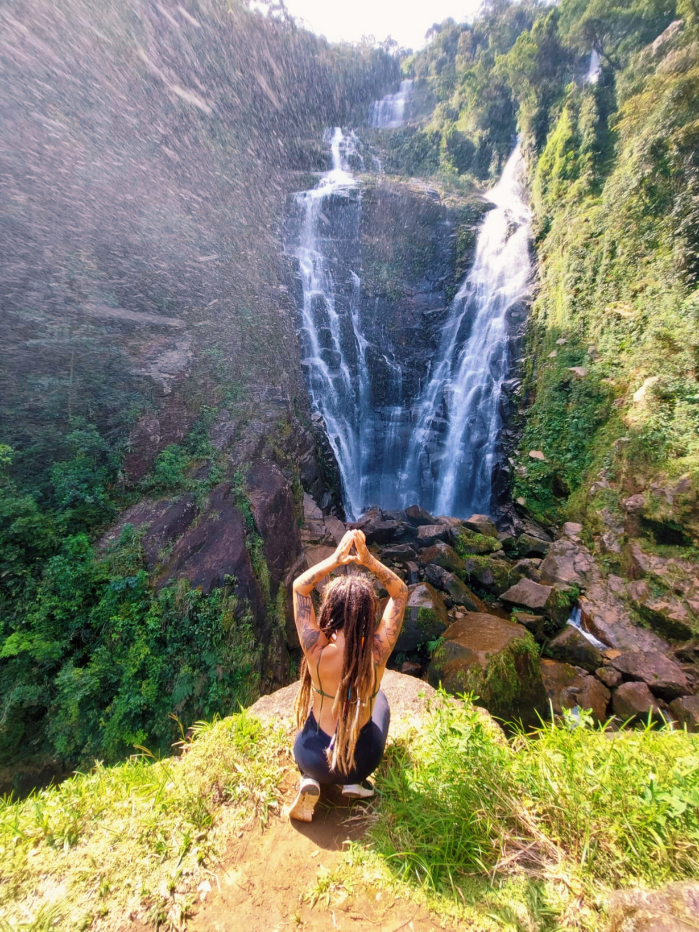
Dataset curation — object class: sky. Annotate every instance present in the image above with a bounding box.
[283,0,482,52]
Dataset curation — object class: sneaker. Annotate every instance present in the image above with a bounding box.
[341,779,375,799]
[288,776,321,822]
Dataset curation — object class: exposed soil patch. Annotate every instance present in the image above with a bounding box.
[187,771,459,932]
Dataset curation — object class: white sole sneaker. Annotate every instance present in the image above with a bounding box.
[288,777,321,822]
[341,781,375,799]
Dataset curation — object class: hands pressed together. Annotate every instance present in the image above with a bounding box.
[333,529,372,567]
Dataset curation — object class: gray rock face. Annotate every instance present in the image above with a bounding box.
[546,625,603,673]
[611,651,690,701]
[613,681,662,722]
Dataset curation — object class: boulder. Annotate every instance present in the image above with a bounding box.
[351,510,403,545]
[416,524,451,547]
[512,558,542,582]
[613,681,662,723]
[513,612,546,640]
[425,565,488,612]
[394,582,449,653]
[669,695,699,732]
[463,514,499,539]
[455,528,502,555]
[546,625,603,673]
[540,659,610,722]
[517,534,550,557]
[418,541,466,573]
[381,543,418,564]
[611,651,690,701]
[324,515,347,545]
[427,613,546,723]
[404,504,436,526]
[595,666,622,689]
[539,538,595,588]
[462,554,518,596]
[501,578,573,625]
[607,881,699,932]
[501,577,553,612]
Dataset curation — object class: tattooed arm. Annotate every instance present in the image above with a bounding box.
[351,531,409,668]
[292,531,356,655]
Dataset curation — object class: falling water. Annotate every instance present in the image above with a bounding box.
[290,128,370,519]
[399,145,532,517]
[585,49,601,84]
[369,79,413,129]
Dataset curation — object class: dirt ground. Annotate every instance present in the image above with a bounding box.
[187,771,459,932]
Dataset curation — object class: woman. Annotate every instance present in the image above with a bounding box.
[288,529,409,822]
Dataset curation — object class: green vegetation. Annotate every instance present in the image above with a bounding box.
[0,426,261,783]
[352,696,699,929]
[0,714,286,931]
[3,697,697,930]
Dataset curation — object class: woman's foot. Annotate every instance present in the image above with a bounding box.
[288,776,321,822]
[342,779,375,799]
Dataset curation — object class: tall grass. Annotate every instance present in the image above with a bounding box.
[0,713,287,931]
[364,695,699,925]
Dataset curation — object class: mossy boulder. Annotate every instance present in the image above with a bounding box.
[427,613,546,724]
[418,541,466,573]
[455,528,502,556]
[461,554,519,596]
[394,582,448,653]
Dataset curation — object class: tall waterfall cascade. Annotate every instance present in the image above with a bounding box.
[289,128,371,520]
[585,49,601,84]
[369,80,413,129]
[287,131,531,520]
[398,145,532,517]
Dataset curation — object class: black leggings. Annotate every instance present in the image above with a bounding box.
[293,690,390,784]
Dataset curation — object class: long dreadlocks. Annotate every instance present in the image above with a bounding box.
[293,574,377,774]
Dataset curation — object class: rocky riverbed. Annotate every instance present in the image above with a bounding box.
[298,491,699,730]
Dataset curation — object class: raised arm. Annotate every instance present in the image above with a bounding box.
[292,531,356,655]
[351,531,408,668]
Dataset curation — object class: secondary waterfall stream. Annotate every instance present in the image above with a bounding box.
[289,131,531,520]
[399,145,532,517]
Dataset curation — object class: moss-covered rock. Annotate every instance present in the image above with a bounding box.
[461,554,521,596]
[394,582,449,653]
[454,528,502,556]
[427,613,546,724]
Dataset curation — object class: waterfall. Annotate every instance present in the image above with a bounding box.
[369,80,413,129]
[289,137,531,521]
[290,128,370,519]
[399,145,532,517]
[585,49,601,84]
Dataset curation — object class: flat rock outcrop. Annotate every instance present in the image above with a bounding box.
[249,670,438,737]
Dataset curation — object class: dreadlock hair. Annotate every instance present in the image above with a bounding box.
[293,574,378,774]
